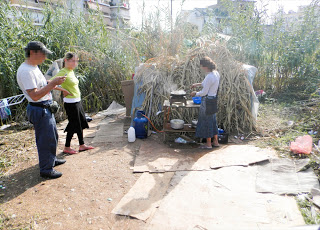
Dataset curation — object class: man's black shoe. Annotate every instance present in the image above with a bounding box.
[40,170,62,179]
[54,159,66,167]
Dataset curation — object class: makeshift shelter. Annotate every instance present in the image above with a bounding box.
[131,40,258,133]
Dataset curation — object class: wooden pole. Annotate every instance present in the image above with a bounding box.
[171,0,173,31]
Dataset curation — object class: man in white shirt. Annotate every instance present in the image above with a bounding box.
[17,41,67,179]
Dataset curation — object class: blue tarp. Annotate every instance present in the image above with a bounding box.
[131,80,146,118]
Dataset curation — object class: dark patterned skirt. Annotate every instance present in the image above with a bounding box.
[195,96,218,138]
[64,102,89,134]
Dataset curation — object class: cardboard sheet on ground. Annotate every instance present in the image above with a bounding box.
[209,144,275,169]
[256,158,319,195]
[134,141,275,172]
[111,172,174,221]
[147,167,305,230]
[92,120,123,143]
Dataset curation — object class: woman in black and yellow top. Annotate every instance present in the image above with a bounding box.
[51,52,94,154]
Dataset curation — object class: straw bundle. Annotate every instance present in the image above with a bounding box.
[134,39,256,134]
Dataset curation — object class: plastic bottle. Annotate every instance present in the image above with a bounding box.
[128,126,136,143]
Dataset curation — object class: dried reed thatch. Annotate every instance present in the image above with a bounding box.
[134,38,256,134]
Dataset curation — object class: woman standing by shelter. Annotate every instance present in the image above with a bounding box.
[191,56,220,149]
[51,52,94,154]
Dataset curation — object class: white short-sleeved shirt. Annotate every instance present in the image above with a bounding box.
[196,71,220,97]
[17,62,52,102]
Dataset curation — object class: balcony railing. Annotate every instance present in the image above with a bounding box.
[110,5,130,20]
[85,0,111,16]
[10,0,64,6]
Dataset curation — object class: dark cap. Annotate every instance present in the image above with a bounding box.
[24,41,53,55]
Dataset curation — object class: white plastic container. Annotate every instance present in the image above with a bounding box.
[128,126,136,143]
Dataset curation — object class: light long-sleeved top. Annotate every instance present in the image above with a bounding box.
[196,71,220,97]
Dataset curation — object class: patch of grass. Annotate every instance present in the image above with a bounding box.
[0,129,36,177]
[0,211,35,230]
[296,196,320,225]
[0,212,10,229]
[253,101,320,156]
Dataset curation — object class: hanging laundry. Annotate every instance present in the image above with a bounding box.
[0,99,11,120]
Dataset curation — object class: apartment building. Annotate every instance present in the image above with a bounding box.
[180,0,256,33]
[8,0,130,28]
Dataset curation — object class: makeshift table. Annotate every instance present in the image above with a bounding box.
[163,100,200,141]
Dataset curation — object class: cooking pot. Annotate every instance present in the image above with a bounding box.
[170,119,184,129]
[191,120,198,128]
[170,90,186,97]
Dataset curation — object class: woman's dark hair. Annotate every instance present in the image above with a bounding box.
[62,52,77,67]
[200,56,216,71]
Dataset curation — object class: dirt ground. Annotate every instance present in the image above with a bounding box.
[0,113,148,230]
[0,103,294,229]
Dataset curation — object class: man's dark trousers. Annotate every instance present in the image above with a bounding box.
[27,101,58,173]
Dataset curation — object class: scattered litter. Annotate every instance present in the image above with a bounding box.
[175,137,188,144]
[11,214,16,219]
[255,90,266,97]
[308,130,318,135]
[0,124,11,130]
[107,198,112,202]
[151,131,157,134]
[218,128,225,134]
[93,161,96,163]
[86,115,93,122]
[234,136,238,139]
[124,130,128,134]
[290,135,313,154]
[287,121,294,126]
[240,136,245,140]
[71,189,75,192]
[156,111,163,116]
[297,194,309,202]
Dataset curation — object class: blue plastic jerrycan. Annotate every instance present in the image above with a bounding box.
[133,110,148,139]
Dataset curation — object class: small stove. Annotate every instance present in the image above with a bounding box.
[170,91,187,107]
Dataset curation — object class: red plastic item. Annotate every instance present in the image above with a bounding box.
[290,135,313,154]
